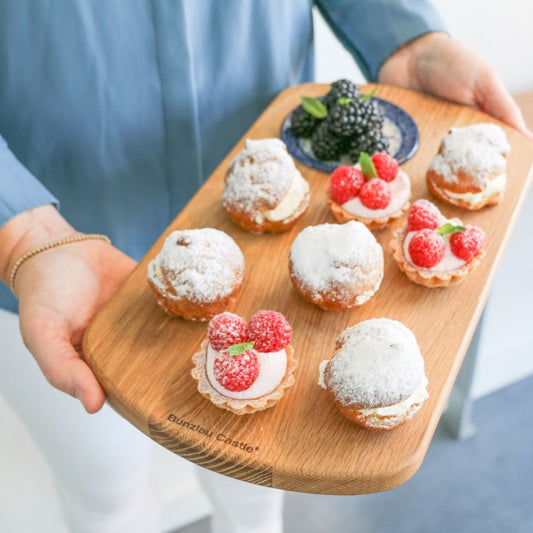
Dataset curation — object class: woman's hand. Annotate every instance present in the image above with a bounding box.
[378,32,533,140]
[1,205,136,413]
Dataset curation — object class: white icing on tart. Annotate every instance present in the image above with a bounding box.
[403,225,466,273]
[206,344,287,400]
[341,168,411,219]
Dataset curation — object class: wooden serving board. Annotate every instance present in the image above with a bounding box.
[83,84,533,495]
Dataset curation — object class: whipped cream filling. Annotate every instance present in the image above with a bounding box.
[360,375,428,417]
[206,344,287,400]
[441,172,506,205]
[147,259,165,288]
[403,228,466,272]
[318,360,329,389]
[341,168,410,219]
[263,170,309,222]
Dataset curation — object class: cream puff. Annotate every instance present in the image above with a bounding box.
[318,318,428,431]
[289,221,384,310]
[147,228,244,320]
[191,310,297,414]
[222,138,310,232]
[426,123,510,210]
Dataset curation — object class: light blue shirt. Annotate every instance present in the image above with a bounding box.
[0,0,446,312]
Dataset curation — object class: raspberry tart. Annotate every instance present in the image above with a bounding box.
[289,221,384,310]
[191,311,297,414]
[147,228,244,320]
[327,152,411,229]
[391,199,486,287]
[426,123,510,210]
[318,318,429,431]
[222,138,310,233]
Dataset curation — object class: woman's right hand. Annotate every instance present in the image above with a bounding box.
[0,205,136,413]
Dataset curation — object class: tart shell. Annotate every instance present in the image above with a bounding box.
[390,224,485,288]
[327,193,411,230]
[191,340,297,415]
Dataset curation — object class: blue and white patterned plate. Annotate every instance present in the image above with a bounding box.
[280,97,419,173]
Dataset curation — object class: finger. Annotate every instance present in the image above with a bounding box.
[21,312,106,413]
[476,72,533,141]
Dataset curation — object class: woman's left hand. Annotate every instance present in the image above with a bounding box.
[378,32,533,141]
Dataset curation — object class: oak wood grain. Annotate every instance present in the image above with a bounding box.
[83,84,533,495]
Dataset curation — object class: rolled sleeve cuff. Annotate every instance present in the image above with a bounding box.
[0,135,59,227]
[315,0,448,81]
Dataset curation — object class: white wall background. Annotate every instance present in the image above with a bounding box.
[1,3,532,533]
[314,0,533,94]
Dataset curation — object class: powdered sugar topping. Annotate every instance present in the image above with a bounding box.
[321,318,425,408]
[289,221,383,292]
[222,138,305,221]
[147,228,244,304]
[430,123,510,186]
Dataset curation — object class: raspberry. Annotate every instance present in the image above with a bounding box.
[408,229,446,268]
[208,312,247,351]
[246,310,292,353]
[214,350,259,392]
[407,199,442,231]
[358,179,392,209]
[330,165,365,204]
[450,226,486,261]
[371,152,398,182]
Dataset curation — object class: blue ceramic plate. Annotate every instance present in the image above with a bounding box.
[280,97,419,173]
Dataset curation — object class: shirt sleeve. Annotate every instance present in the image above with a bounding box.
[314,0,448,81]
[0,134,59,227]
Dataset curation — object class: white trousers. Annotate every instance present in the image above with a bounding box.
[0,309,284,533]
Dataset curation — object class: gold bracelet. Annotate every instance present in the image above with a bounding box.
[9,234,111,295]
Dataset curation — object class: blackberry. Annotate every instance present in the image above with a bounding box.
[290,105,322,137]
[361,99,385,127]
[351,99,384,134]
[349,129,390,161]
[311,120,345,161]
[327,99,366,138]
[324,79,360,109]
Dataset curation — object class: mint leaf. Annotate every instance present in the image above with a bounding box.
[361,88,378,102]
[437,223,466,236]
[227,341,255,356]
[358,152,377,179]
[301,96,328,119]
[338,97,352,105]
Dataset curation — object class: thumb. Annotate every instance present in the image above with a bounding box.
[20,312,106,413]
[476,73,533,141]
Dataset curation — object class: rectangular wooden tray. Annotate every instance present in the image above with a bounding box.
[83,83,533,495]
